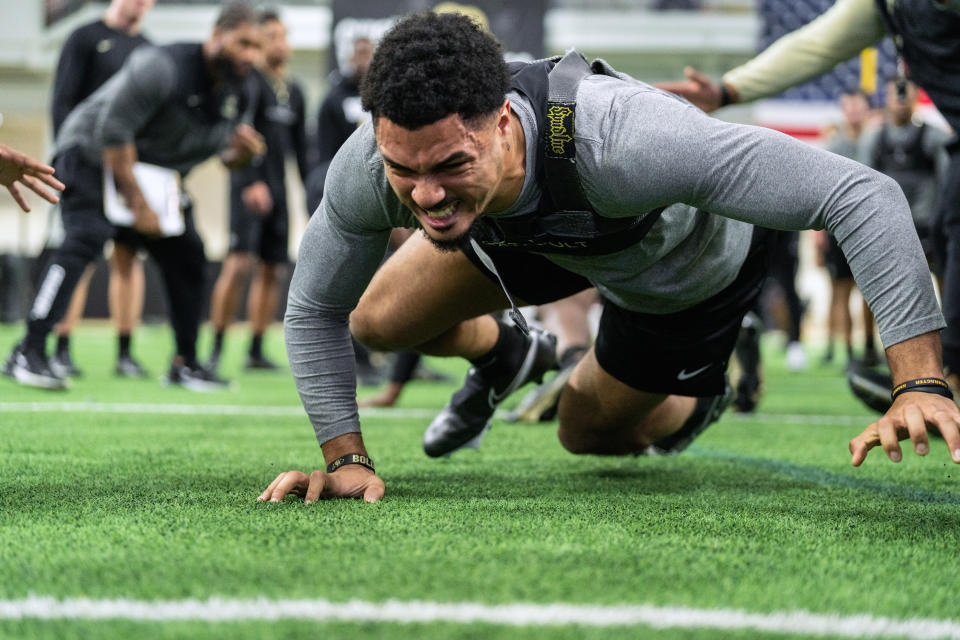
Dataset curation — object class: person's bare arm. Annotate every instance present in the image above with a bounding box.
[0,143,65,212]
[102,144,160,236]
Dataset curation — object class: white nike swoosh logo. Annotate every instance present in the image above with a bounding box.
[488,387,510,408]
[677,364,712,381]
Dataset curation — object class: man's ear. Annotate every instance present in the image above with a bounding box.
[497,99,512,134]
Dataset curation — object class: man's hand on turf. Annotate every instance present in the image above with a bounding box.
[849,332,960,466]
[850,392,960,465]
[258,466,385,503]
[258,433,384,503]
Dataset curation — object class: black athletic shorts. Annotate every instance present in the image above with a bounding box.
[113,225,146,251]
[463,226,767,397]
[228,188,289,264]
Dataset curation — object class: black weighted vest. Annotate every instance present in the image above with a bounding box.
[471,51,663,256]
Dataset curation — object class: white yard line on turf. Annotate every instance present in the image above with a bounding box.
[0,402,867,425]
[0,402,436,420]
[0,597,958,638]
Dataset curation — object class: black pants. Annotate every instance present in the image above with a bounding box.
[765,230,803,343]
[937,146,960,371]
[24,147,207,364]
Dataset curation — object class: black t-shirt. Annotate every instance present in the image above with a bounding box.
[51,19,150,136]
[231,69,310,209]
[315,72,364,164]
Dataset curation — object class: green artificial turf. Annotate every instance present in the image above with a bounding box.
[0,323,958,639]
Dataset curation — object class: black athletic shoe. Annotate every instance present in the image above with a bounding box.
[245,354,279,371]
[50,351,82,379]
[646,385,734,455]
[8,345,67,390]
[423,329,558,457]
[163,362,230,392]
[115,355,149,378]
[847,362,892,414]
[504,345,587,424]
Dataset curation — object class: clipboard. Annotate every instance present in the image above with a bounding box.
[103,162,185,237]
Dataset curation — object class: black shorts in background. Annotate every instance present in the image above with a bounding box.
[824,234,853,280]
[228,198,289,264]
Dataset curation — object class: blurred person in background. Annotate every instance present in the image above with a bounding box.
[43,0,155,379]
[261,12,957,504]
[0,143,64,212]
[861,79,951,289]
[2,3,265,391]
[817,90,880,367]
[207,8,311,373]
[657,0,960,408]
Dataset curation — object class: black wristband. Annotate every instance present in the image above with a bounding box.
[891,377,954,401]
[719,83,732,107]
[326,454,375,474]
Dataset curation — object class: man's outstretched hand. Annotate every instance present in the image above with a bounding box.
[850,392,960,466]
[655,67,734,113]
[258,465,385,503]
[0,143,65,212]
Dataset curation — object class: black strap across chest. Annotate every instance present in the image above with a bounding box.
[471,51,663,256]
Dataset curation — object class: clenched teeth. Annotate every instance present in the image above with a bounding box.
[426,202,456,219]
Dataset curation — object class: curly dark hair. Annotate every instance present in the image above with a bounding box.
[360,11,510,130]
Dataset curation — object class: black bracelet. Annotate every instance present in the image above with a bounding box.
[326,454,375,474]
[719,83,732,107]
[891,377,954,401]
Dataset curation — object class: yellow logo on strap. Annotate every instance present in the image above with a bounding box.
[546,105,574,157]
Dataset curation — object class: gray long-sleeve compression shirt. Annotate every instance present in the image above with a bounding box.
[287,72,943,447]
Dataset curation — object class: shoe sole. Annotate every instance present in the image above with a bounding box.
[504,364,574,424]
[13,365,67,390]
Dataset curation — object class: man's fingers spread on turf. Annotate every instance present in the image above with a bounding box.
[258,472,286,501]
[270,470,306,502]
[364,477,385,503]
[904,404,929,455]
[877,417,902,462]
[304,470,325,504]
